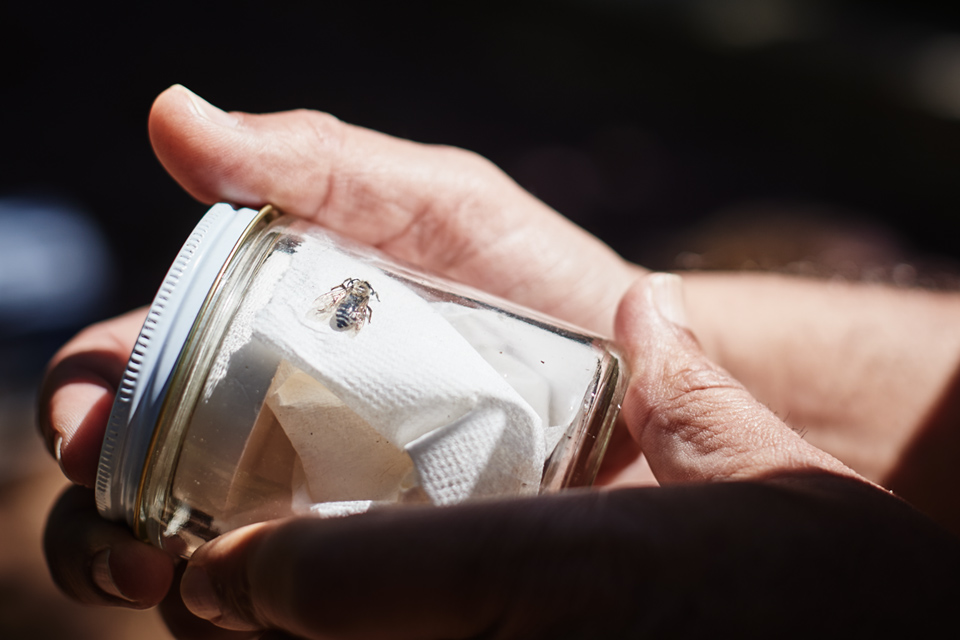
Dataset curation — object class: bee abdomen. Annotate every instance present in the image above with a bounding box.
[335,302,356,329]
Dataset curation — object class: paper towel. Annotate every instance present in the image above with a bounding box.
[252,232,545,507]
[433,301,601,456]
[265,363,414,503]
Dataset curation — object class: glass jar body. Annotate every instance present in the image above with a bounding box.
[134,215,625,557]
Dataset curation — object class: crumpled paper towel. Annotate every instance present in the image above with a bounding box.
[433,301,601,457]
[252,232,545,507]
[265,363,414,503]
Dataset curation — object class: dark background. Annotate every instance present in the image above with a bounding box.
[2,1,960,635]
[5,0,960,318]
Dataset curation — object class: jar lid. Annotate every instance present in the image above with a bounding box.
[95,203,270,527]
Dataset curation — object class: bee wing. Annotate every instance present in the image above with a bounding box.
[344,305,368,335]
[311,286,347,319]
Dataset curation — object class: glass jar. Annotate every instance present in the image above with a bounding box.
[96,203,626,557]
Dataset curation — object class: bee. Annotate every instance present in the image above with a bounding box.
[311,278,380,334]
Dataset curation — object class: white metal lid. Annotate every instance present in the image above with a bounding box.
[95,203,266,526]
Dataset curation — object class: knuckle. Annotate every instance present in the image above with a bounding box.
[298,109,346,154]
[432,143,484,167]
[392,146,506,268]
[663,360,741,400]
[653,362,751,433]
[430,144,505,187]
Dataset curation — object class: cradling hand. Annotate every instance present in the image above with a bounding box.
[39,85,645,636]
[167,274,959,638]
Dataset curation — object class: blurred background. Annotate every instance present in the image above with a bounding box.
[3,0,960,636]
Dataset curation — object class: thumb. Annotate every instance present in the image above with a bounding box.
[147,84,639,336]
[615,273,859,485]
[147,84,460,231]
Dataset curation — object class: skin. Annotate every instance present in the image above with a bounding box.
[682,273,960,532]
[39,86,960,638]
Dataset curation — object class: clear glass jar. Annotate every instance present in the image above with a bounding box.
[96,204,626,557]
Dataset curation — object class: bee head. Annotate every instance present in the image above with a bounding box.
[357,280,377,298]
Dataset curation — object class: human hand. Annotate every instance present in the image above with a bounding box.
[42,83,645,491]
[39,85,647,628]
[149,85,641,337]
[40,85,959,637]
[164,274,959,638]
[680,273,960,531]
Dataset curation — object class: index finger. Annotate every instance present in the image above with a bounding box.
[38,307,147,487]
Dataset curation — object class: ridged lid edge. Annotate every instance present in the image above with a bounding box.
[95,203,264,525]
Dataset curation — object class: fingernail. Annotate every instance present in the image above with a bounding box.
[181,565,223,621]
[649,273,689,329]
[92,549,135,602]
[53,433,66,475]
[177,84,239,128]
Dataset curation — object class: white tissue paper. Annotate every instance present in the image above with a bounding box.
[252,233,545,510]
[433,302,601,457]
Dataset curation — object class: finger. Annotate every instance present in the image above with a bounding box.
[179,493,651,639]
[37,307,147,487]
[177,479,958,639]
[148,85,641,335]
[615,273,859,484]
[158,564,263,640]
[43,485,175,608]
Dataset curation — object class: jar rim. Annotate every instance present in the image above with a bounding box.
[94,203,273,527]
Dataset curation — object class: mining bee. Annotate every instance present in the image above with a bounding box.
[312,278,380,334]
